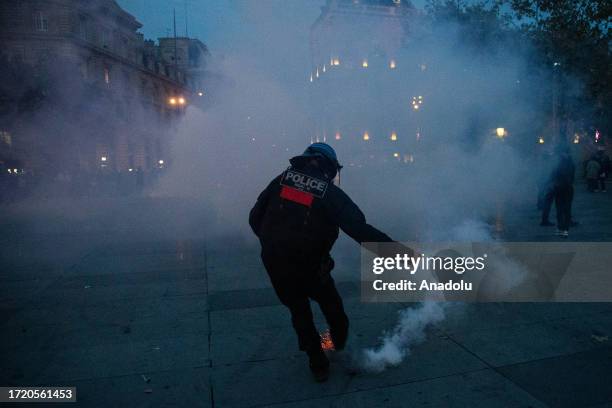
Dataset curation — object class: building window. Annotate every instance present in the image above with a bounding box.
[104,67,110,84]
[79,62,88,79]
[36,48,50,65]
[79,15,88,39]
[0,131,12,147]
[101,28,110,48]
[34,11,48,32]
[120,35,129,57]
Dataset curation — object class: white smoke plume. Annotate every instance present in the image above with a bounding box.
[358,217,529,373]
[360,301,446,373]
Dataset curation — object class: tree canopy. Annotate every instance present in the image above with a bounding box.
[425,0,611,136]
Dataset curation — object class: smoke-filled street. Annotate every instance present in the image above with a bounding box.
[1,0,611,406]
[1,186,612,406]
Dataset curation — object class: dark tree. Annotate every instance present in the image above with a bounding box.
[504,0,611,135]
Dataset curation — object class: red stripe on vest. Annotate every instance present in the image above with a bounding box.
[280,186,314,207]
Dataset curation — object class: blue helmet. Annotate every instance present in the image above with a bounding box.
[300,143,342,170]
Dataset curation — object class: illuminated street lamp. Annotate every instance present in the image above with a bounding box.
[496,127,507,138]
[197,91,204,97]
[362,59,368,68]
[573,134,580,144]
[335,132,341,140]
[389,60,396,69]
[363,131,370,141]
[100,156,107,162]
[412,96,423,110]
[168,97,186,106]
[393,152,399,158]
[538,137,545,144]
[390,132,398,141]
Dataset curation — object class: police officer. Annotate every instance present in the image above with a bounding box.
[249,143,394,382]
[550,143,575,237]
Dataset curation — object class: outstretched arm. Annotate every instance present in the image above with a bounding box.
[333,194,393,244]
[327,187,414,257]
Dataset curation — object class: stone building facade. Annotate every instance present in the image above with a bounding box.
[308,0,421,165]
[0,0,208,175]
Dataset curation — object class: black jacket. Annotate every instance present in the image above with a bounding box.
[551,154,575,188]
[249,165,392,259]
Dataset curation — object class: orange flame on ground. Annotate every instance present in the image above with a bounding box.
[320,330,335,351]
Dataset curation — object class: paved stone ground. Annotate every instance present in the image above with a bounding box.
[1,186,611,407]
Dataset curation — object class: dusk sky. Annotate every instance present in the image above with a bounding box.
[116,1,324,53]
[115,0,427,99]
[116,0,328,93]
[116,1,427,54]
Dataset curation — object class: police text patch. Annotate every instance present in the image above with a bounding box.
[280,170,328,198]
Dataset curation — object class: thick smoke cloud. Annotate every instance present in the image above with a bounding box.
[151,2,553,370]
[156,2,540,244]
[153,56,312,235]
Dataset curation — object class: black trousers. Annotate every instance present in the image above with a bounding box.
[262,252,349,352]
[540,188,554,222]
[554,186,573,231]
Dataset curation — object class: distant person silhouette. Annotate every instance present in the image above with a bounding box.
[550,144,575,237]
